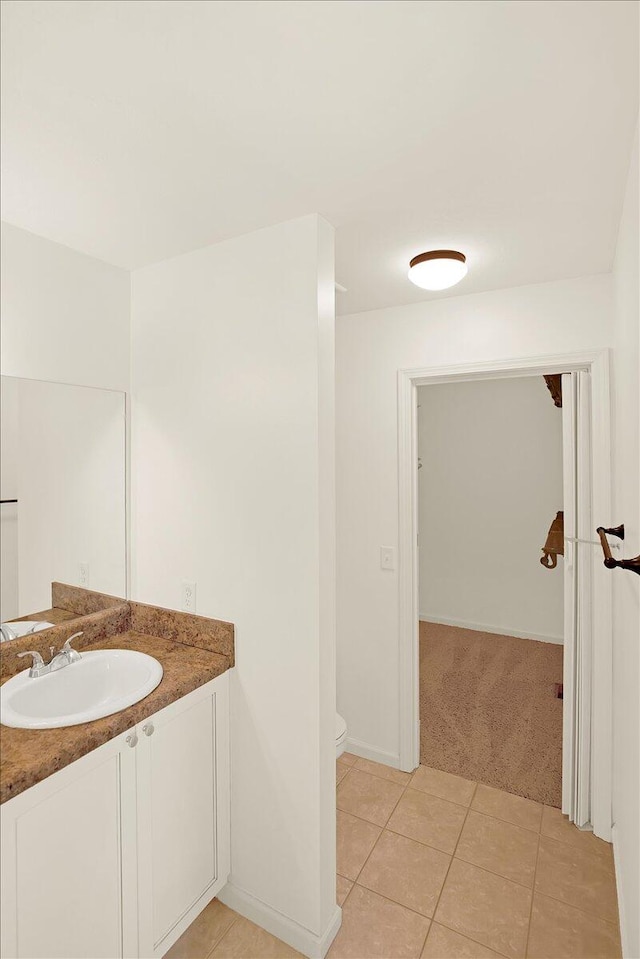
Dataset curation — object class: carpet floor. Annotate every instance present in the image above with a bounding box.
[419,621,563,807]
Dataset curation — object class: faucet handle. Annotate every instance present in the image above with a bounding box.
[61,632,83,652]
[17,650,45,668]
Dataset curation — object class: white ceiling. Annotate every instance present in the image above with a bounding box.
[1,0,638,315]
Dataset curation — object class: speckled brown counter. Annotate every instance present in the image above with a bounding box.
[13,607,79,627]
[51,582,127,616]
[1,585,235,805]
[0,631,231,804]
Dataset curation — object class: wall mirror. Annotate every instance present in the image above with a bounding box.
[0,375,126,641]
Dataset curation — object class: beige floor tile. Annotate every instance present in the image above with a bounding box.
[411,765,476,807]
[210,917,302,959]
[336,875,353,907]
[358,829,451,917]
[471,784,542,833]
[421,923,506,958]
[337,768,405,826]
[535,835,619,923]
[541,806,614,869]
[337,809,382,880]
[354,756,412,786]
[455,810,539,887]
[387,787,468,854]
[527,893,621,959]
[339,752,358,766]
[163,899,238,958]
[327,884,431,958]
[434,859,531,958]
[336,761,350,785]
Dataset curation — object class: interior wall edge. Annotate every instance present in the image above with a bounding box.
[218,881,342,959]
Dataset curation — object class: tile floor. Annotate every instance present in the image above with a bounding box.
[165,756,621,959]
[333,756,621,959]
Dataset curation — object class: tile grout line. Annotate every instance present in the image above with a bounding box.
[203,912,242,959]
[520,888,621,927]
[531,891,623,929]
[523,823,542,958]
[350,760,413,784]
[537,829,616,872]
[349,767,412,883]
[332,770,415,951]
[338,775,481,818]
[436,794,538,959]
[340,784,542,891]
[338,764,411,792]
[422,782,538,959]
[346,760,617,862]
[425,782,477,935]
[340,776,484,957]
[446,805,541,893]
[336,773,539,959]
[337,767,619,956]
[352,768,437,959]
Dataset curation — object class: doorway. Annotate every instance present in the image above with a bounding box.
[417,374,564,806]
[397,352,613,840]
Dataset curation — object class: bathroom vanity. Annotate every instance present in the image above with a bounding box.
[0,586,234,959]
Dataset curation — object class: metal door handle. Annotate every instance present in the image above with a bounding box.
[142,723,154,737]
[596,525,640,576]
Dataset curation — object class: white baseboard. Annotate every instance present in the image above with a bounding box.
[344,736,402,769]
[611,824,631,959]
[419,614,564,645]
[218,880,342,959]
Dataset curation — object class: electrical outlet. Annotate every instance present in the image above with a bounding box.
[182,581,197,613]
[79,563,90,587]
[380,547,395,570]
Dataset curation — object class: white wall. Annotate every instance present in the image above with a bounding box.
[611,123,639,959]
[130,215,337,955]
[418,377,563,642]
[0,221,130,391]
[336,273,613,764]
[1,376,20,620]
[8,377,126,615]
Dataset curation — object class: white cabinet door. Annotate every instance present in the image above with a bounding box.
[0,729,138,959]
[0,672,230,959]
[136,673,229,958]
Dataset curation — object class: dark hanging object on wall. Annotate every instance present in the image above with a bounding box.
[541,511,564,569]
[544,374,563,408]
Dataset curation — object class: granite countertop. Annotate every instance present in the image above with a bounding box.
[0,631,230,804]
[13,607,80,626]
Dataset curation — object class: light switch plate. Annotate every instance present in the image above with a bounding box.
[380,547,395,570]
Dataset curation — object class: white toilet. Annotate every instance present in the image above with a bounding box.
[335,713,347,758]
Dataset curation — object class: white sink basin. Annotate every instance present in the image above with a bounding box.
[1,620,55,641]
[0,650,163,729]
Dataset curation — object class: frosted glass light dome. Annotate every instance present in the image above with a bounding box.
[408,250,467,291]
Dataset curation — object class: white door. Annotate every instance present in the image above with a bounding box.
[561,370,592,826]
[0,730,138,959]
[136,682,227,957]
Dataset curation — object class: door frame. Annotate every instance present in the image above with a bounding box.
[397,349,612,840]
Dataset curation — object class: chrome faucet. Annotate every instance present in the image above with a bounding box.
[17,632,83,678]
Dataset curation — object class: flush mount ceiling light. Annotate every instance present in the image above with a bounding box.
[408,250,467,291]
